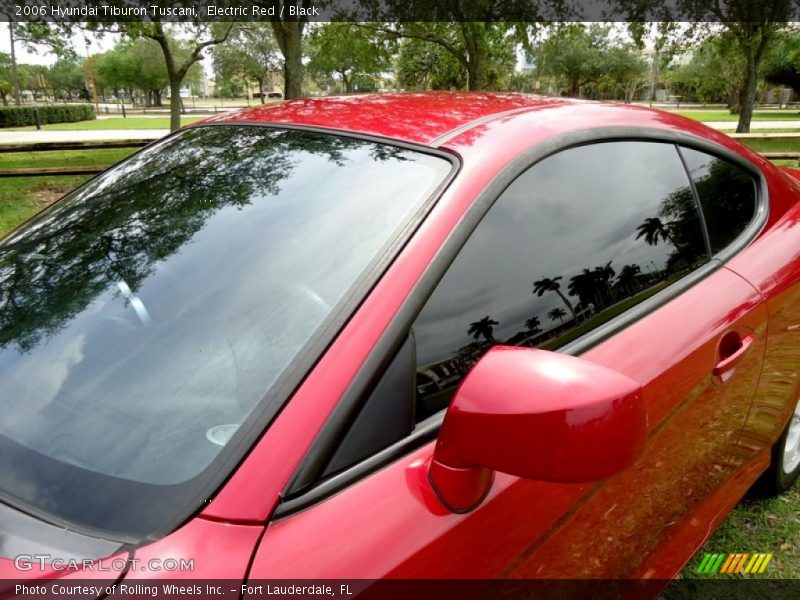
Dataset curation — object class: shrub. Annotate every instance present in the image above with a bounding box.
[0,104,96,128]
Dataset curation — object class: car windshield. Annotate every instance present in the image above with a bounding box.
[0,125,452,540]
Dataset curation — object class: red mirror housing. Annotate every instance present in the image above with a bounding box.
[428,346,647,512]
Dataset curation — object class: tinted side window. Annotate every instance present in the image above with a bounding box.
[680,147,757,254]
[413,142,709,422]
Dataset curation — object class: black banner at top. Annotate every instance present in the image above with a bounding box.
[0,0,799,23]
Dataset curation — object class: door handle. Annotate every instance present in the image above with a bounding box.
[713,333,755,379]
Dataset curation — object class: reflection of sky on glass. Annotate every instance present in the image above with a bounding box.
[0,129,449,485]
[415,142,695,366]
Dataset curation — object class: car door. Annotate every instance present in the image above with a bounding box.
[248,140,767,580]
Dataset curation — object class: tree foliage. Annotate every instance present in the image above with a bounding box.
[538,24,647,99]
[89,22,232,130]
[661,34,745,106]
[212,24,282,101]
[618,0,792,132]
[762,26,800,95]
[307,23,393,93]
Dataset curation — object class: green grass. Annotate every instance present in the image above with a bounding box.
[0,176,89,235]
[1,148,136,170]
[736,139,800,154]
[0,148,137,235]
[673,109,800,122]
[5,116,203,131]
[681,486,800,579]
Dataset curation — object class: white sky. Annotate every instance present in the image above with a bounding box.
[0,23,118,64]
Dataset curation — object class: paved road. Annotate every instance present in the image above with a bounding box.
[702,120,800,130]
[0,129,168,144]
[0,121,797,145]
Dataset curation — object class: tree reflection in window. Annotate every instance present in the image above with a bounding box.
[413,141,710,421]
[680,147,757,254]
[0,125,451,500]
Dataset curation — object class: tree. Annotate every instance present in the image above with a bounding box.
[619,1,792,132]
[602,44,649,102]
[533,275,576,321]
[539,24,609,96]
[365,21,520,91]
[212,24,282,102]
[47,57,86,100]
[763,27,800,97]
[616,264,642,297]
[307,23,393,93]
[524,316,542,333]
[537,24,647,99]
[0,20,73,105]
[467,316,499,344]
[568,269,602,312]
[636,217,675,247]
[396,37,465,90]
[270,1,313,99]
[0,52,14,105]
[99,23,233,130]
[95,39,172,107]
[547,307,567,323]
[661,34,745,107]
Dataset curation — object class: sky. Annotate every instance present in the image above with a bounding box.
[0,23,117,64]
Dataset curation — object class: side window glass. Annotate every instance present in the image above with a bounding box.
[679,147,758,254]
[413,142,709,422]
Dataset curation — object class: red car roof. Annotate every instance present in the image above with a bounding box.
[203,92,578,145]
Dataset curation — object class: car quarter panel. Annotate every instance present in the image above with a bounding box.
[724,172,800,457]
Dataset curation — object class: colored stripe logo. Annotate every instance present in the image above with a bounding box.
[696,552,773,574]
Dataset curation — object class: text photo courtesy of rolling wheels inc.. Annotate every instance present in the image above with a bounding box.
[1,0,800,598]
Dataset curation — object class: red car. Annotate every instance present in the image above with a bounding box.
[2,93,800,588]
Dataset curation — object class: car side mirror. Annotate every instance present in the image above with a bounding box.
[428,346,646,512]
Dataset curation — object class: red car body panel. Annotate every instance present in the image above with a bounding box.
[4,93,800,583]
[200,92,576,145]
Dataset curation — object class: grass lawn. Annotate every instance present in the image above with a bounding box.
[1,148,136,170]
[681,486,800,579]
[0,176,90,235]
[735,138,800,154]
[5,116,204,131]
[673,109,800,122]
[0,148,137,235]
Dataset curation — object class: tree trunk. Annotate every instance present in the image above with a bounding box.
[272,20,305,99]
[555,289,577,321]
[462,26,485,91]
[168,78,181,131]
[465,56,484,91]
[341,71,353,93]
[737,52,758,133]
[736,29,771,134]
[9,23,21,106]
[258,78,265,104]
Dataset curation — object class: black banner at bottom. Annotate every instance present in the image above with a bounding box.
[2,579,800,600]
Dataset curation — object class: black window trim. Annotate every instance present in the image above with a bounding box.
[275,126,769,519]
